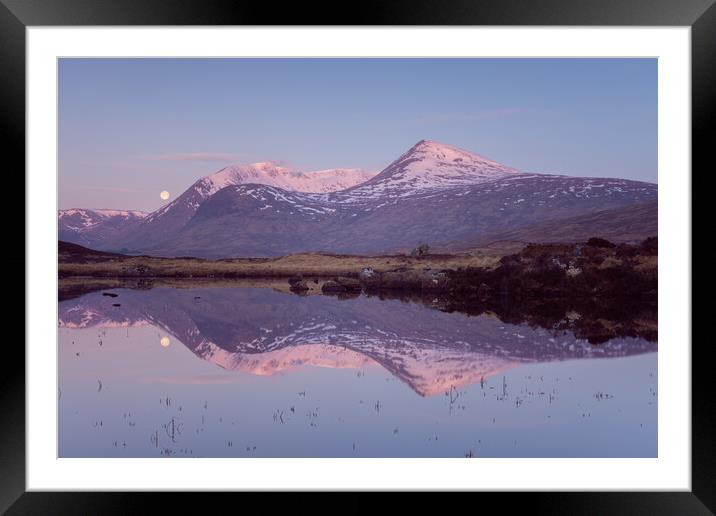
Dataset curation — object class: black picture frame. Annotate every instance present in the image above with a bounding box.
[3,0,709,512]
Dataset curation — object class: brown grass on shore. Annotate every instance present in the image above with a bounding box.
[58,252,502,279]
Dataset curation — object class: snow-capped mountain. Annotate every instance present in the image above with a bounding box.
[337,139,522,202]
[114,162,375,248]
[121,141,656,257]
[188,162,375,197]
[58,209,147,249]
[61,140,658,257]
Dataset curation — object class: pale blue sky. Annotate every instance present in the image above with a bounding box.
[59,58,657,212]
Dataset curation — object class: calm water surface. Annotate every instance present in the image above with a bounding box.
[58,285,657,457]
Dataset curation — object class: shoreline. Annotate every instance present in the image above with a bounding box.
[58,245,502,280]
[59,238,657,345]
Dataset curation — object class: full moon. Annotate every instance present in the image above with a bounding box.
[160,190,170,200]
[160,336,170,348]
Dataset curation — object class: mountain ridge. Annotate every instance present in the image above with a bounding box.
[59,140,657,258]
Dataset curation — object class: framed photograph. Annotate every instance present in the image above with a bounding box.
[6,0,709,512]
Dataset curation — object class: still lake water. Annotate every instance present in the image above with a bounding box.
[58,284,657,458]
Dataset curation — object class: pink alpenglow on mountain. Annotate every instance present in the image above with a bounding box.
[59,163,375,250]
[58,140,657,257]
[345,139,522,197]
[195,162,376,197]
[133,162,375,236]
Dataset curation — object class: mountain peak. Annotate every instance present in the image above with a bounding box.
[406,139,506,164]
[412,138,441,148]
[344,140,523,197]
[406,139,451,154]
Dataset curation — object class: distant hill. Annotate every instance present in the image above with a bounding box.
[58,209,147,250]
[58,240,126,263]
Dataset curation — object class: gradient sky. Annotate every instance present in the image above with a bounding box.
[59,58,657,212]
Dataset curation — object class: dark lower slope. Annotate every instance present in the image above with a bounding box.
[58,240,127,263]
[438,201,657,253]
[130,176,657,259]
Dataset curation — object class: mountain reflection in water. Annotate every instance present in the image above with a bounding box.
[59,282,656,397]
